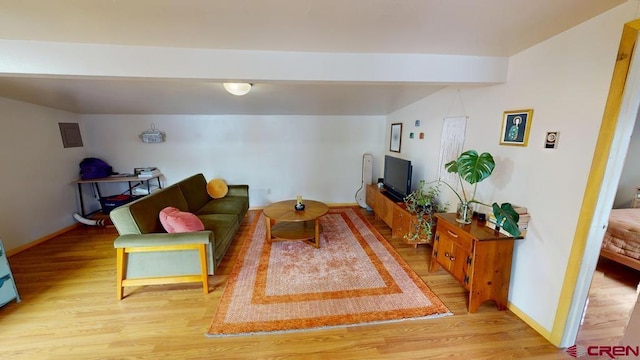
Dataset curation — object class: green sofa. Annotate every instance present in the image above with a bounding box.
[110,173,249,280]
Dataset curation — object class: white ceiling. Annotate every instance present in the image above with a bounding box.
[0,0,627,115]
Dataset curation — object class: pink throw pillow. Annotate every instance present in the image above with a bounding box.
[159,207,205,233]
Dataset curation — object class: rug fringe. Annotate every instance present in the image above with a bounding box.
[205,311,453,338]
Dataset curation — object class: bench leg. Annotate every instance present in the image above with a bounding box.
[116,248,127,300]
[198,244,209,294]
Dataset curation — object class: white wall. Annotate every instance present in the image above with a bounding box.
[386,2,635,334]
[0,97,86,252]
[615,119,640,208]
[81,114,385,208]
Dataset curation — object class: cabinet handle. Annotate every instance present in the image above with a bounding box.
[444,252,450,258]
[447,230,459,238]
[449,256,455,261]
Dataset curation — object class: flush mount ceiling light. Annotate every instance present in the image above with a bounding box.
[223,82,253,96]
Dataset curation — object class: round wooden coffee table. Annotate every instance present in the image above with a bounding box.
[263,200,329,248]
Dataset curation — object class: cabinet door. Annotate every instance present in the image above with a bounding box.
[377,194,394,227]
[431,228,472,289]
[431,231,451,272]
[366,185,376,209]
[448,242,471,290]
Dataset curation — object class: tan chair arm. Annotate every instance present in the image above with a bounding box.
[113,231,213,249]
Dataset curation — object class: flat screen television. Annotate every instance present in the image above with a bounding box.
[383,155,412,202]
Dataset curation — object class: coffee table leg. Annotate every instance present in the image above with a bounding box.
[265,216,272,241]
[314,218,320,248]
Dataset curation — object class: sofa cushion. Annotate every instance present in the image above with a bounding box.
[159,207,205,233]
[120,185,189,234]
[207,178,229,199]
[197,196,249,219]
[198,214,240,257]
[177,174,211,213]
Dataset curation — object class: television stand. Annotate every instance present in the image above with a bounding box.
[365,184,432,248]
[382,191,404,203]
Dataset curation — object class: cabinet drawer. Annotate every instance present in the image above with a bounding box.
[437,220,473,253]
[392,208,411,239]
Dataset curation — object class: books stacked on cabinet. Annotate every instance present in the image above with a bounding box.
[476,204,530,238]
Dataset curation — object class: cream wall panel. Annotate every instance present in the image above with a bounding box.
[0,97,86,252]
[614,120,640,208]
[386,1,636,336]
[81,114,385,208]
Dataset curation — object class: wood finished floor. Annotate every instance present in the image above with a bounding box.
[0,208,635,359]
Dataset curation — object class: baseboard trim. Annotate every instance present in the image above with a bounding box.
[508,301,553,344]
[6,223,81,257]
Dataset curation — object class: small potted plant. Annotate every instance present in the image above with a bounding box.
[439,150,521,238]
[403,180,449,243]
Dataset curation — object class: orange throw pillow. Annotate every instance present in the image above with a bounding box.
[159,207,204,233]
[207,178,228,199]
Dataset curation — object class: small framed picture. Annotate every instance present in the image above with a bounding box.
[500,109,533,146]
[390,123,402,153]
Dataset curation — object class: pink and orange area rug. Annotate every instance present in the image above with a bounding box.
[206,207,451,337]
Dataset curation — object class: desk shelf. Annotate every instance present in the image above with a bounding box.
[74,174,163,216]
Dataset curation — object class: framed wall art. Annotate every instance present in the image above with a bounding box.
[500,109,533,146]
[390,123,402,152]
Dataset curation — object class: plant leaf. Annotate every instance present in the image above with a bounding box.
[492,202,521,238]
[444,159,458,174]
[457,150,495,185]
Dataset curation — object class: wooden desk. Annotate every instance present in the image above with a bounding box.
[74,174,162,216]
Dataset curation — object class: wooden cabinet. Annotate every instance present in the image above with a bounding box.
[430,213,514,313]
[366,184,429,247]
[0,239,20,307]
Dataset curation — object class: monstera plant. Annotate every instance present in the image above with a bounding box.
[440,150,521,238]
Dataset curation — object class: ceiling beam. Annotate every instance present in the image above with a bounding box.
[0,40,508,85]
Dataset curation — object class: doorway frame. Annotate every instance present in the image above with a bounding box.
[551,19,640,347]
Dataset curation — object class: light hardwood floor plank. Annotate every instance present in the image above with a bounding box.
[0,208,630,359]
